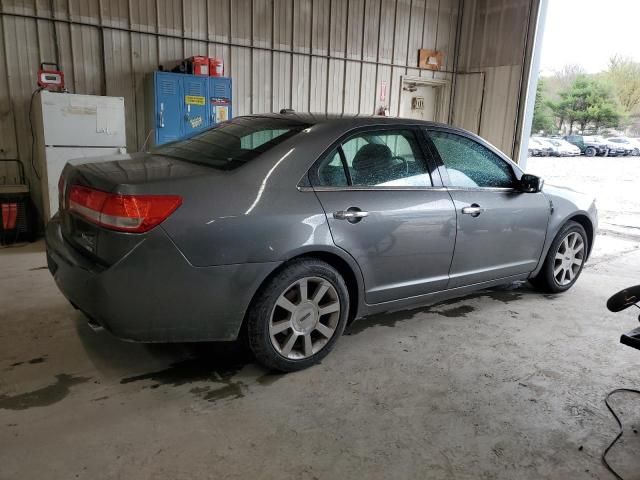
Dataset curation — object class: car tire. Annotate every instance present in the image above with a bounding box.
[530,221,588,293]
[633,148,639,156]
[584,146,596,157]
[246,258,349,372]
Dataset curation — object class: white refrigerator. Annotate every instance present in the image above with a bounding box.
[33,91,127,220]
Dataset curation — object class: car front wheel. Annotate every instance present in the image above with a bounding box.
[247,258,349,372]
[530,221,588,293]
[584,146,596,157]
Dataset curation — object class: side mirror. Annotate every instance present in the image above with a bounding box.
[519,174,544,193]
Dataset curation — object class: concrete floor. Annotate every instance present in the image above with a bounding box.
[3,155,640,479]
[1,232,639,479]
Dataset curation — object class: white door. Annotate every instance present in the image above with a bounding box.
[399,84,439,121]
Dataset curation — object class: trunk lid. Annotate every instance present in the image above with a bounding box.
[59,152,215,265]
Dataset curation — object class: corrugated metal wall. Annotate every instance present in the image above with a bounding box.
[451,0,534,158]
[0,0,460,188]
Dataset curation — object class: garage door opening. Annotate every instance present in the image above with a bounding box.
[521,0,640,240]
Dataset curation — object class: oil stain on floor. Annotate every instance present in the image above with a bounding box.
[119,343,284,403]
[7,356,47,369]
[435,305,475,318]
[0,374,90,410]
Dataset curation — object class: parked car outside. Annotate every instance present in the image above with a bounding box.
[46,114,598,371]
[591,136,626,156]
[607,137,638,156]
[545,138,581,157]
[628,138,640,155]
[529,137,553,156]
[564,135,608,157]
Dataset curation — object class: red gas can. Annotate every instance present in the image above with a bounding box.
[188,56,209,76]
[209,58,224,77]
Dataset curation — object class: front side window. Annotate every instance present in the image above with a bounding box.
[428,130,515,188]
[316,129,431,187]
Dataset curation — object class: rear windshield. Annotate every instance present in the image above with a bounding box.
[153,116,310,170]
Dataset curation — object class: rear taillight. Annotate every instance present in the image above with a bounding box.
[68,185,182,233]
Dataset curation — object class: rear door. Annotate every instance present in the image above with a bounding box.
[310,127,456,304]
[425,128,550,288]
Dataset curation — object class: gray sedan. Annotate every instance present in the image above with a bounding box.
[46,114,597,371]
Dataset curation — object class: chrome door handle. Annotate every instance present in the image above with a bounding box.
[461,205,485,216]
[333,210,369,221]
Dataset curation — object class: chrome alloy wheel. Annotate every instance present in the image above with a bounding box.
[553,232,585,286]
[269,277,341,360]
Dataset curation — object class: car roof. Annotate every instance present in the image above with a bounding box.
[243,112,453,129]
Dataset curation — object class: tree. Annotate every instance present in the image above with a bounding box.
[545,64,587,100]
[548,75,621,134]
[531,78,555,134]
[606,55,640,114]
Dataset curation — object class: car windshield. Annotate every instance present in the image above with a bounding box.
[153,116,311,170]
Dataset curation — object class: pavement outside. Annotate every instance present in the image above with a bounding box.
[527,155,640,237]
[1,156,639,479]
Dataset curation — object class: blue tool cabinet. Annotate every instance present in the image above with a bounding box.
[147,72,232,146]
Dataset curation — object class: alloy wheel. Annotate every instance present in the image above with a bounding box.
[553,232,585,286]
[269,277,341,360]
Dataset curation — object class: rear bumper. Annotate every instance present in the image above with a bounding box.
[46,216,279,342]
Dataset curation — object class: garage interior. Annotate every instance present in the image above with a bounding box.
[1,0,639,479]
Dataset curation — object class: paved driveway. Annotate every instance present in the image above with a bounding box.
[527,156,640,239]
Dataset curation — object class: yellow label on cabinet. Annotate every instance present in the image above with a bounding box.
[185,95,205,106]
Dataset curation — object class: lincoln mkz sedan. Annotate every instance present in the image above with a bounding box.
[46,114,598,371]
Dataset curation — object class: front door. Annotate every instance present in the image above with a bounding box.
[311,128,457,304]
[425,128,550,288]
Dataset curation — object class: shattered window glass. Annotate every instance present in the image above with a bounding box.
[428,131,514,188]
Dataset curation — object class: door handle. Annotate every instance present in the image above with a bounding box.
[333,210,369,222]
[461,204,485,217]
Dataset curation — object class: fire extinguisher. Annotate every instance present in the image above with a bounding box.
[209,58,224,77]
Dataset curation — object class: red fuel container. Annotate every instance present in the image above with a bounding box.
[188,56,209,76]
[209,58,224,77]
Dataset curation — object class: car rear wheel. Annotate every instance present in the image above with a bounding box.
[530,221,588,293]
[584,146,596,157]
[246,259,349,372]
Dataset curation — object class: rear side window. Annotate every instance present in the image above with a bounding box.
[428,130,514,188]
[153,117,310,170]
[316,129,432,188]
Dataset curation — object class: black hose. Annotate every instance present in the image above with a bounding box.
[602,388,640,479]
